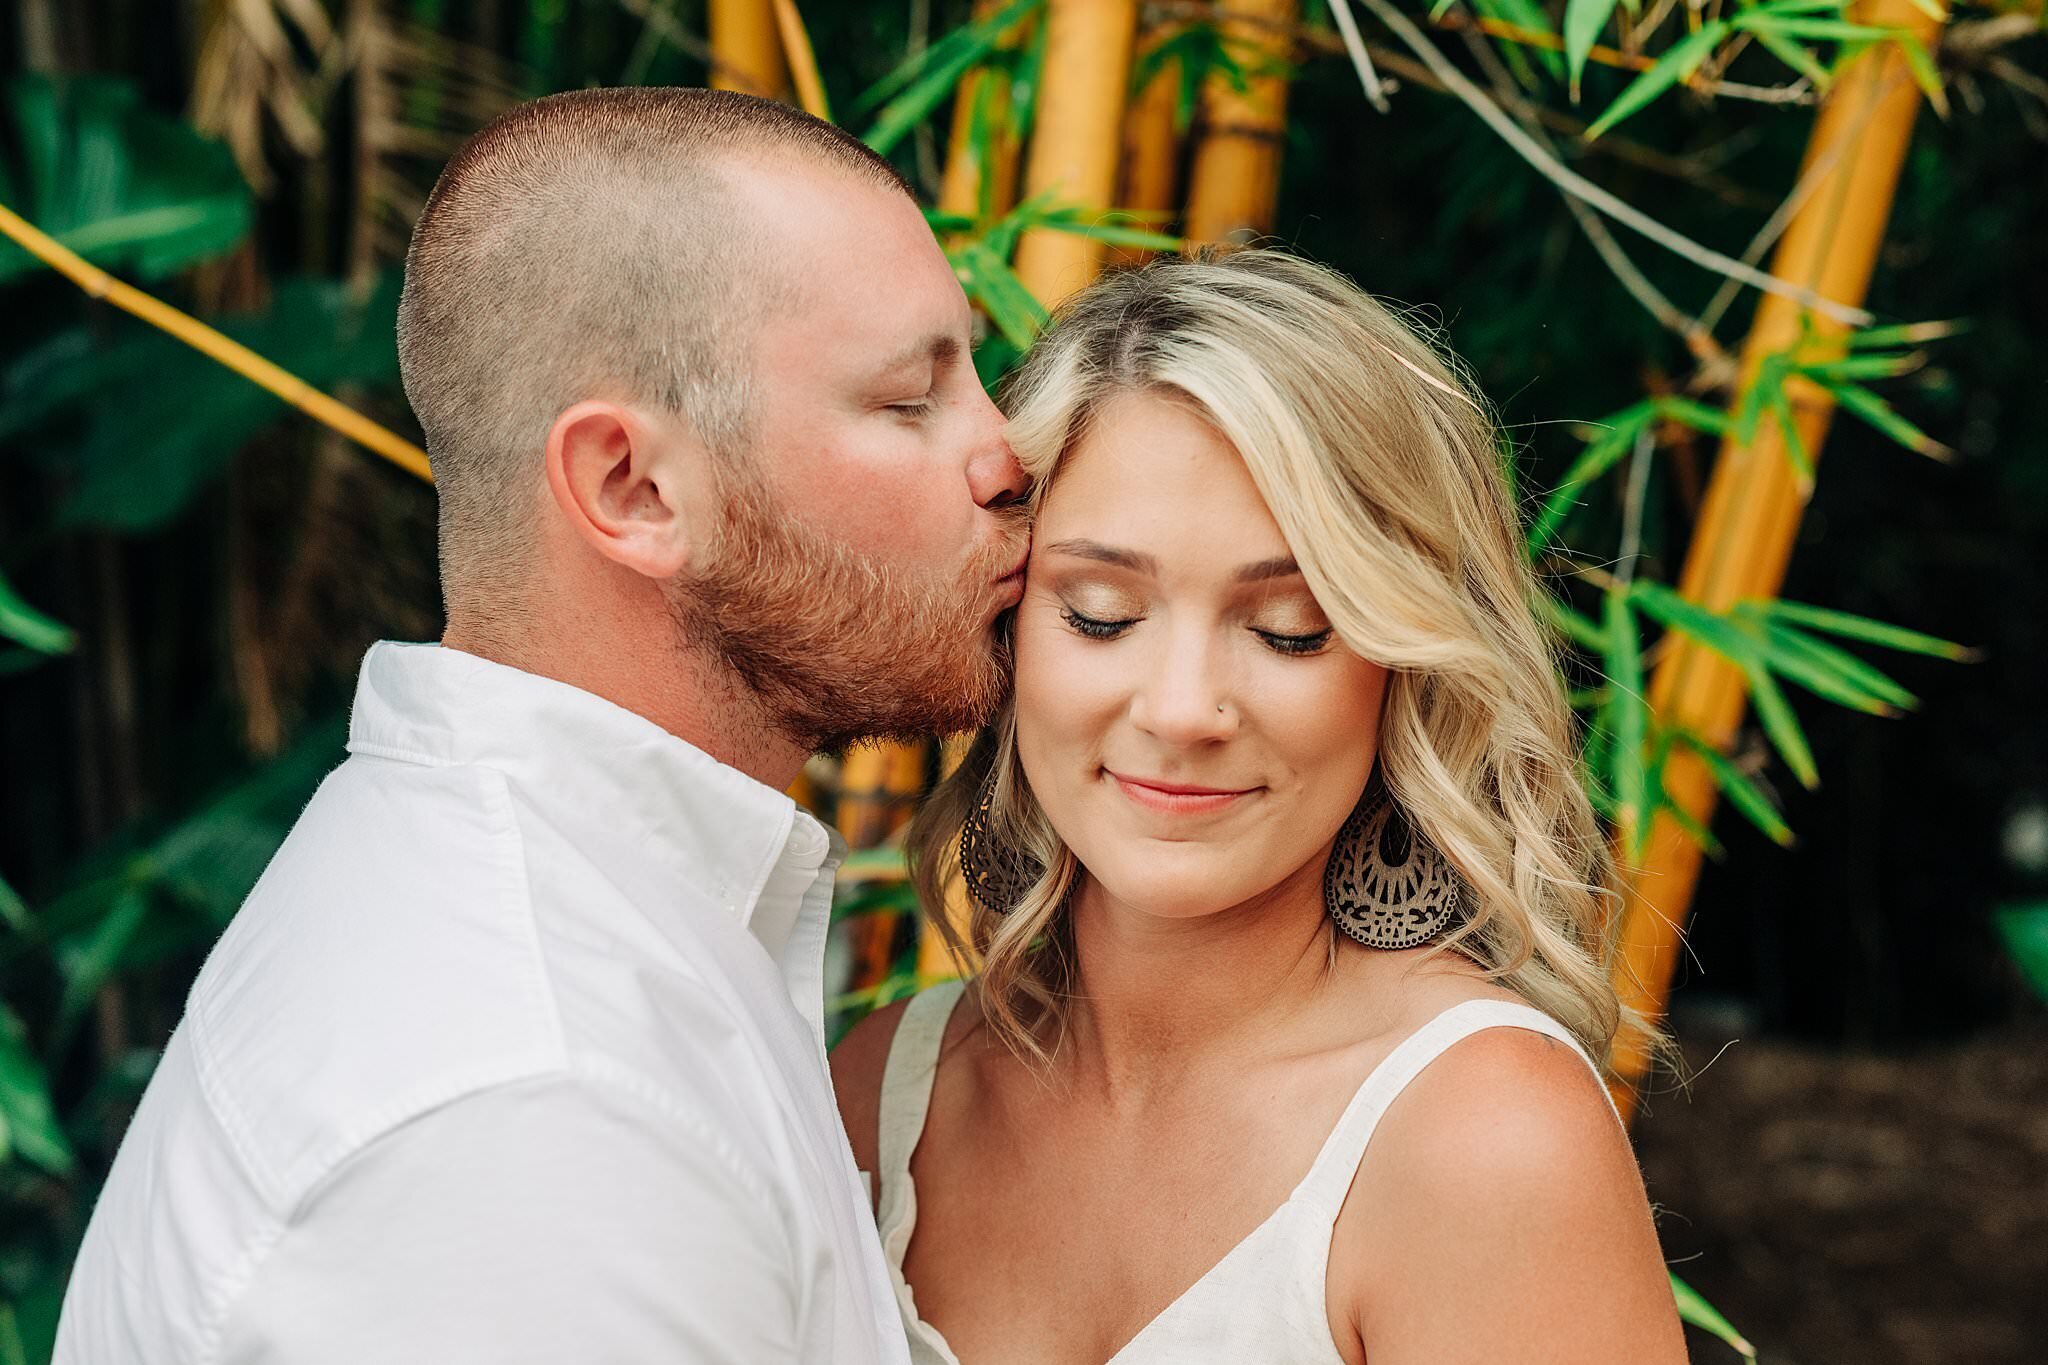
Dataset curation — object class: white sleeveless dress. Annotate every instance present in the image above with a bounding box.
[867,980,1622,1365]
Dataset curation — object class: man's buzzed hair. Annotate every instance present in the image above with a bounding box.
[397,87,913,614]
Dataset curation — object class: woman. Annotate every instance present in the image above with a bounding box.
[833,250,1686,1364]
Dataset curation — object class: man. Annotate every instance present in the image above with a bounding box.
[56,88,1028,1363]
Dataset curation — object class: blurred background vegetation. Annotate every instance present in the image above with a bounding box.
[1,1,2043,1361]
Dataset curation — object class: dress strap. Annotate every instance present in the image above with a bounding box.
[1291,997,1618,1217]
[877,979,968,1197]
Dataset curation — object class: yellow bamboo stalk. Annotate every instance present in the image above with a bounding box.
[769,0,830,120]
[916,734,984,985]
[938,1,1033,224]
[709,0,789,99]
[1011,0,1142,306]
[1110,21,1184,267]
[0,199,431,483]
[1608,0,1945,1121]
[1183,0,1297,246]
[840,741,931,988]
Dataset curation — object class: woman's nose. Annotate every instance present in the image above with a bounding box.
[1129,637,1238,747]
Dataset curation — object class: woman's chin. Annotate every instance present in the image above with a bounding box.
[1083,870,1268,924]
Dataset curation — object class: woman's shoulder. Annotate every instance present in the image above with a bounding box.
[1327,986,1681,1358]
[1358,968,1627,1207]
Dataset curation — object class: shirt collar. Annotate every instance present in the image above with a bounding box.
[345,641,842,970]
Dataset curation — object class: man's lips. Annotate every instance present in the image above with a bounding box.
[1107,771,1261,815]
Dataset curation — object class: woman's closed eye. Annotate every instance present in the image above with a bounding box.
[1058,605,1334,657]
[1254,626,1334,656]
[1060,607,1138,640]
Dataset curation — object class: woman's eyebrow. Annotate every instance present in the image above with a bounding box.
[1044,542,1301,585]
[1043,540,1158,574]
[1234,556,1301,583]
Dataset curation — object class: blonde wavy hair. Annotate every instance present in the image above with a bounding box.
[909,249,1630,1070]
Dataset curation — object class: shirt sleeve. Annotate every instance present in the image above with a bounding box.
[216,1071,803,1365]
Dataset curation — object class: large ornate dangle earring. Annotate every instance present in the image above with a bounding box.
[1324,771,1465,949]
[958,766,1045,915]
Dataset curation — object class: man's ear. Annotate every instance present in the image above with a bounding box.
[543,400,701,581]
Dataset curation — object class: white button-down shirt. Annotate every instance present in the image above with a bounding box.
[56,642,912,1365]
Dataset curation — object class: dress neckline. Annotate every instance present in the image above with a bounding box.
[875,990,1600,1364]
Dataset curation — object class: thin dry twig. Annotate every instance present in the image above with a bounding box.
[1327,0,1393,111]
[1349,0,1876,327]
[1455,20,1729,365]
[1694,67,1909,340]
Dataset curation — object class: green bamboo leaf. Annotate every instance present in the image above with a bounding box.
[1892,32,1948,112]
[1585,20,1731,140]
[1795,352,1921,381]
[1604,586,1650,857]
[1525,402,1654,555]
[0,74,252,285]
[980,186,1059,260]
[851,0,1042,119]
[1749,625,1904,715]
[0,568,74,656]
[923,209,977,236]
[1745,0,1862,14]
[1677,733,1793,848]
[1733,14,1891,41]
[0,1301,26,1365]
[1657,789,1725,857]
[1651,395,1730,436]
[1750,617,1917,713]
[1671,1272,1758,1359]
[1754,599,1971,659]
[1733,352,1786,448]
[840,846,909,876]
[1746,25,1834,90]
[1994,902,2048,1005]
[1538,592,1607,650]
[950,240,1048,351]
[1744,659,1819,789]
[1035,214,1184,252]
[1629,582,1760,669]
[0,867,31,937]
[860,0,1045,157]
[1845,319,1965,349]
[0,1004,74,1175]
[1824,378,1951,459]
[1476,0,1567,83]
[1767,383,1814,485]
[55,885,151,1046]
[1564,0,1623,98]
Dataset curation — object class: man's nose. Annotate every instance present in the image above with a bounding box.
[966,392,1031,510]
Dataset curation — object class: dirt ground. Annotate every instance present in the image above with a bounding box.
[1634,1026,2048,1365]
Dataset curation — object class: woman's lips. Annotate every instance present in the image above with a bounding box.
[1108,771,1259,815]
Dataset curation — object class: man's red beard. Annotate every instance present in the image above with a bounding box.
[668,464,1029,754]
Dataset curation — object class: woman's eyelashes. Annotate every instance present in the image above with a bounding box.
[1254,627,1334,656]
[1056,603,1334,656]
[1059,607,1136,640]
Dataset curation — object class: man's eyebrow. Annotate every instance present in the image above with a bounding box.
[1043,540,1159,574]
[870,333,962,379]
[1234,556,1301,583]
